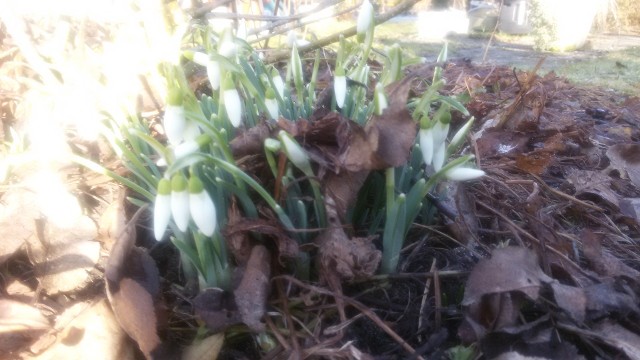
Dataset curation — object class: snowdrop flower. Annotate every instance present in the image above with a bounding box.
[449,117,475,152]
[271,68,285,98]
[190,51,210,67]
[164,89,186,145]
[189,175,217,236]
[432,120,449,150]
[419,127,434,166]
[236,19,247,40]
[154,178,172,240]
[373,82,387,115]
[334,67,347,108]
[444,167,485,181]
[357,0,374,42]
[206,60,221,91]
[218,28,236,58]
[278,130,312,175]
[265,88,279,119]
[433,141,446,172]
[171,173,190,232]
[290,44,304,90]
[174,134,212,161]
[223,75,242,127]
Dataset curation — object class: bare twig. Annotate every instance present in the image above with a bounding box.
[262,0,422,63]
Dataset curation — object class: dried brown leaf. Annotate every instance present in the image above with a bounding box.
[0,299,50,334]
[462,247,552,307]
[550,282,586,323]
[224,217,298,266]
[181,333,224,360]
[606,143,640,189]
[193,288,241,334]
[340,77,417,171]
[582,230,640,279]
[105,208,166,359]
[592,320,640,360]
[566,169,619,208]
[233,245,271,332]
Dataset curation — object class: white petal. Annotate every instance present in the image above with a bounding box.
[182,120,201,142]
[164,105,186,145]
[433,142,446,171]
[279,131,311,173]
[265,98,279,119]
[432,121,449,148]
[153,194,171,240]
[173,140,200,160]
[419,128,434,166]
[357,0,374,35]
[334,75,347,108]
[224,89,242,127]
[450,117,474,147]
[192,52,210,67]
[445,167,485,181]
[171,190,190,232]
[273,75,285,98]
[190,190,217,236]
[206,61,220,90]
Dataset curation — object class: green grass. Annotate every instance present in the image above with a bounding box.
[553,47,640,95]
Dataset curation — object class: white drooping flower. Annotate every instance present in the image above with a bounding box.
[206,60,221,90]
[419,128,434,166]
[153,178,172,240]
[356,0,374,42]
[278,130,312,175]
[449,117,475,151]
[171,173,190,232]
[189,175,217,236]
[271,68,285,98]
[173,134,211,161]
[444,167,485,181]
[374,82,387,115]
[433,141,446,172]
[223,75,242,127]
[334,67,347,108]
[164,89,186,145]
[265,88,279,119]
[432,120,449,150]
[191,51,209,66]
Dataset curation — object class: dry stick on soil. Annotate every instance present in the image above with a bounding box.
[495,56,546,129]
[277,275,426,360]
[528,173,604,212]
[475,199,594,278]
[262,0,423,63]
[417,259,437,342]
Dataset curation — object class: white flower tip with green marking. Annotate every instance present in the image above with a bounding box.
[171,174,190,232]
[164,105,186,145]
[357,0,374,41]
[334,74,347,108]
[224,88,243,127]
[189,176,217,236]
[444,167,485,181]
[206,60,221,90]
[279,130,311,173]
[419,128,434,166]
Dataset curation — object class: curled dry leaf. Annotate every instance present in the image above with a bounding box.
[566,169,619,209]
[316,195,381,283]
[193,288,241,334]
[224,215,298,266]
[591,320,640,360]
[462,247,552,307]
[105,207,168,359]
[233,245,271,332]
[181,333,224,360]
[581,230,640,279]
[606,143,640,189]
[339,76,417,171]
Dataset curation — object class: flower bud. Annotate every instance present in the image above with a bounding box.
[334,67,347,108]
[419,128,434,166]
[444,167,485,181]
[171,173,190,232]
[278,130,312,175]
[265,88,279,119]
[373,82,387,115]
[164,88,186,145]
[357,0,374,43]
[271,68,285,98]
[189,176,217,236]
[223,75,242,127]
[153,178,172,240]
